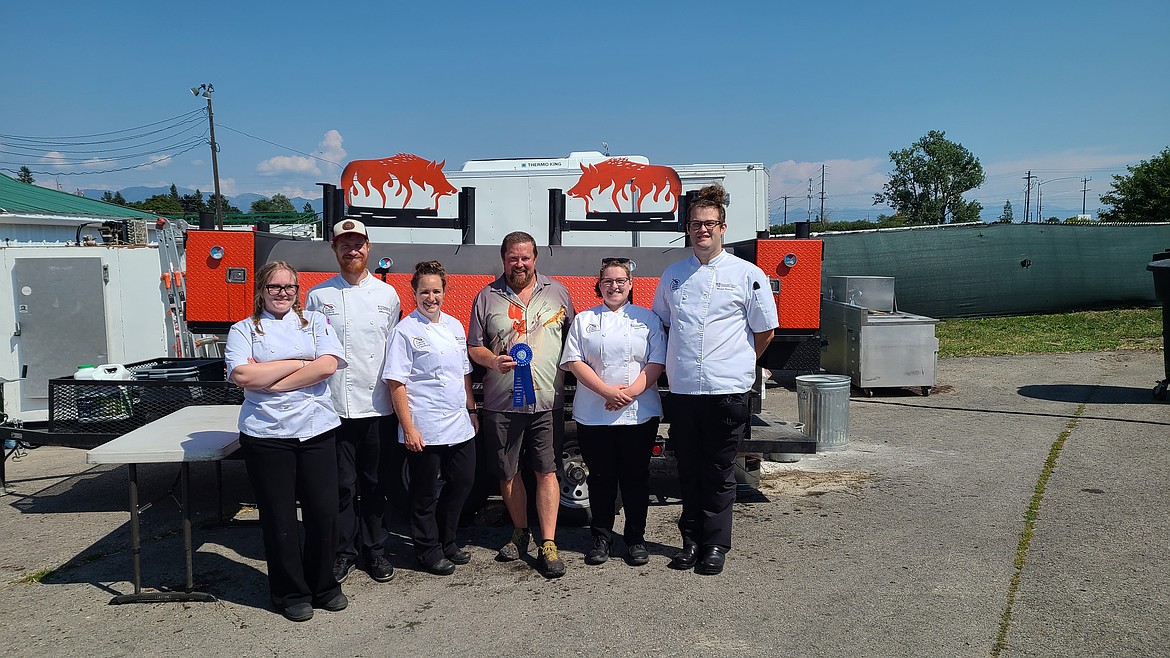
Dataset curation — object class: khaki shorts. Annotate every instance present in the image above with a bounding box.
[482,409,560,480]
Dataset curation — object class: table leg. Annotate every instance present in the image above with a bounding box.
[181,462,194,592]
[109,462,216,604]
[128,463,142,596]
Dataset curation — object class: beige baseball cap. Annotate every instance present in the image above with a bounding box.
[332,218,368,240]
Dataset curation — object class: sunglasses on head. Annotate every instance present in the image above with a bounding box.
[601,257,637,273]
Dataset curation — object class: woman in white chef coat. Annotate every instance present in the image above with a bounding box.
[383,260,479,576]
[225,260,348,622]
[559,258,666,567]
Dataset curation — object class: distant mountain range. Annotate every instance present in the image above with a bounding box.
[79,185,324,215]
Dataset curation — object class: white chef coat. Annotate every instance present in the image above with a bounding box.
[651,250,778,395]
[560,302,666,426]
[305,273,401,418]
[225,310,348,440]
[382,310,475,446]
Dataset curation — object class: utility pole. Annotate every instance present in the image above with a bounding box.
[1022,171,1036,223]
[780,195,791,224]
[192,83,224,230]
[807,178,813,221]
[818,164,826,224]
[1081,177,1092,216]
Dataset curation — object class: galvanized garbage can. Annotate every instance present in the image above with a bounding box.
[796,374,852,451]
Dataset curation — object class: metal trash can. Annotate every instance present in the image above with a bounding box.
[796,374,852,451]
[1148,251,1170,401]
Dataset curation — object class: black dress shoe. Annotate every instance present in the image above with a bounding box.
[695,546,727,575]
[446,549,471,565]
[420,557,456,576]
[668,542,700,570]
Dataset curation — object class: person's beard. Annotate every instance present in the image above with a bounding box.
[506,266,533,291]
[340,250,368,276]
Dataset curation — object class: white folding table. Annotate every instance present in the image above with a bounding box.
[86,405,241,605]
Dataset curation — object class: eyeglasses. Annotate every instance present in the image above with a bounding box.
[687,220,723,232]
[599,277,630,287]
[264,284,300,295]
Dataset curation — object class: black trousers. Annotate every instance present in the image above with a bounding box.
[576,420,658,545]
[240,430,341,609]
[335,415,394,561]
[406,438,476,565]
[668,392,750,550]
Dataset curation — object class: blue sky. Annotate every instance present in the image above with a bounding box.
[2,0,1167,222]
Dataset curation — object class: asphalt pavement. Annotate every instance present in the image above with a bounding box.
[1,349,1166,657]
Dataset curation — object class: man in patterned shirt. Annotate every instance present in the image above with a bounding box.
[468,231,575,578]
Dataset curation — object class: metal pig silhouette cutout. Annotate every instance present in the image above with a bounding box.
[566,158,682,214]
[341,154,458,210]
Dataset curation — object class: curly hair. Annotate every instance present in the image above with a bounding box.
[688,184,727,224]
[411,260,448,291]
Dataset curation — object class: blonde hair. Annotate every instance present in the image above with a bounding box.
[251,260,308,334]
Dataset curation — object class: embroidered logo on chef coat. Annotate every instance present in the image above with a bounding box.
[377,305,394,315]
[670,279,681,291]
[586,323,600,333]
[320,303,337,316]
[715,282,736,291]
[412,336,430,349]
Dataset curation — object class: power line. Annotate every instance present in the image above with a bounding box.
[218,124,343,169]
[0,108,205,142]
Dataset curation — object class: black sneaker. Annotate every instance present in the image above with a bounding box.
[538,541,566,578]
[281,602,313,622]
[365,555,395,583]
[625,543,650,567]
[584,536,611,565]
[319,592,348,612]
[333,556,356,584]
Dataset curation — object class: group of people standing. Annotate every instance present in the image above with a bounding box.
[224,184,778,622]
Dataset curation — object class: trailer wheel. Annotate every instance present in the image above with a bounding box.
[1155,381,1168,401]
[557,438,592,526]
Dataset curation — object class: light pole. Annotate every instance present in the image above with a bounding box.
[1036,176,1079,223]
[191,83,223,230]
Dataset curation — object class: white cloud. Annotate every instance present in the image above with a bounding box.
[257,155,320,176]
[40,151,68,168]
[768,157,887,204]
[191,159,205,167]
[139,153,174,170]
[255,130,347,177]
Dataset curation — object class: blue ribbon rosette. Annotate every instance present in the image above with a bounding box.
[509,342,536,407]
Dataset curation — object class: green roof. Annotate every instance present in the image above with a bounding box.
[0,173,160,219]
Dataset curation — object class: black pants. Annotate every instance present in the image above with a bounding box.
[335,415,393,562]
[577,420,658,545]
[668,392,750,550]
[240,430,341,609]
[406,438,476,565]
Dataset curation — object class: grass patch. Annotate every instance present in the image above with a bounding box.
[17,567,57,584]
[937,308,1163,358]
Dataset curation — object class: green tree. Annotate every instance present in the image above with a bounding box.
[1099,148,1170,222]
[180,189,208,215]
[129,193,183,216]
[113,191,127,205]
[168,184,180,201]
[873,130,985,225]
[101,191,115,203]
[998,200,1014,223]
[207,193,240,215]
[302,201,315,215]
[251,193,296,214]
[17,166,34,184]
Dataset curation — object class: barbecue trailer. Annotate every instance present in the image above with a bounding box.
[182,151,825,521]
